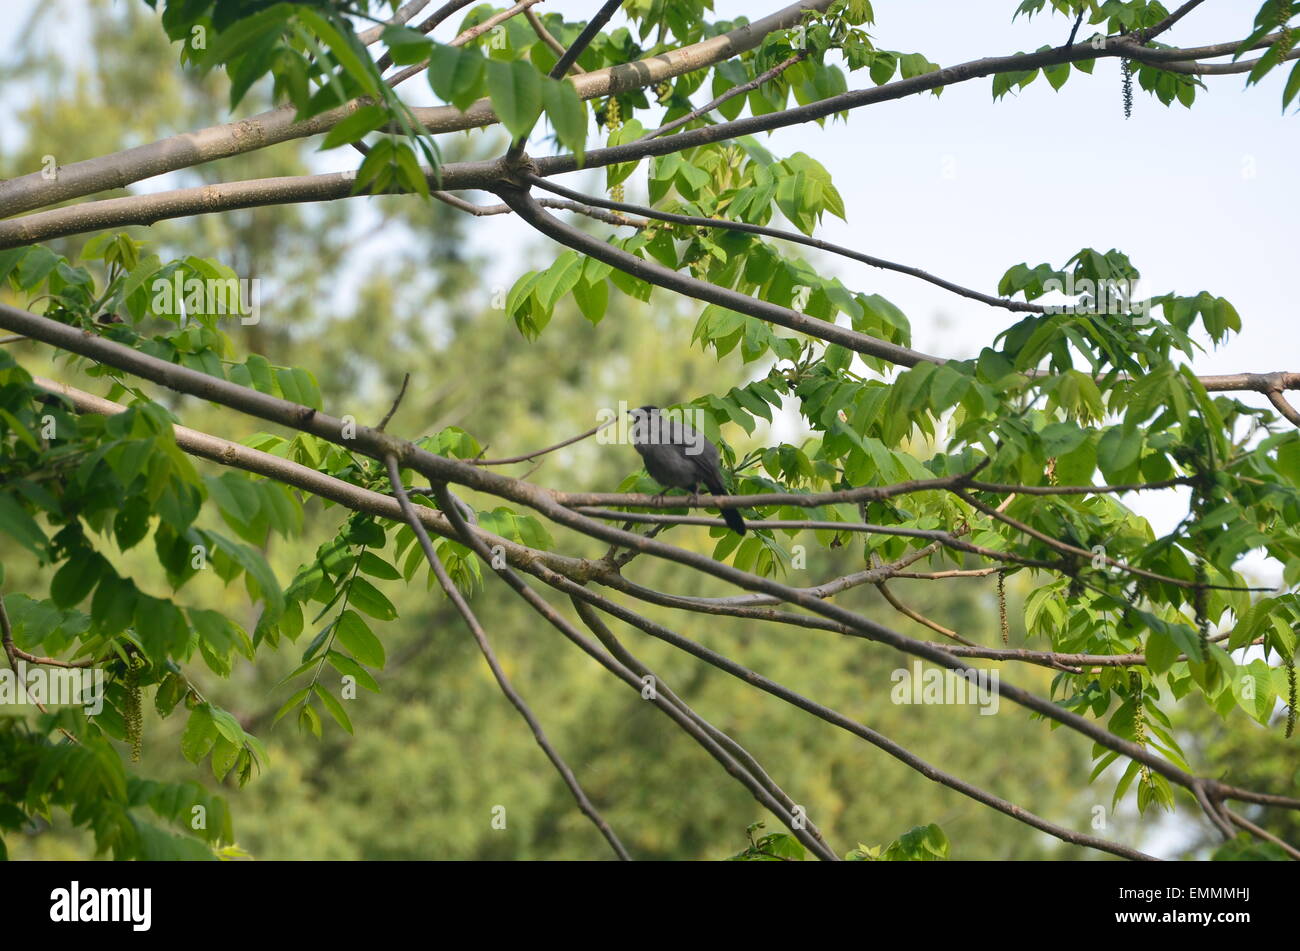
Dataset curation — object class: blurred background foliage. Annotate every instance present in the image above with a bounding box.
[1,0,1291,860]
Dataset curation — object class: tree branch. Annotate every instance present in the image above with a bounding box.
[384,453,631,860]
[634,52,807,143]
[5,305,1293,832]
[496,183,941,366]
[568,595,831,850]
[429,481,840,860]
[526,175,1046,314]
[0,0,833,218]
[542,572,1158,860]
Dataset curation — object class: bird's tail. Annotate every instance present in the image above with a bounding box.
[720,506,747,535]
[705,475,745,534]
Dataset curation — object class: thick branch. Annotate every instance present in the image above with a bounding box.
[0,0,832,217]
[5,305,1292,828]
[496,184,941,366]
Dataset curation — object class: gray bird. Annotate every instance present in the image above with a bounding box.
[628,406,746,535]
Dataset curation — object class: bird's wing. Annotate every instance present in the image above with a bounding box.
[673,420,725,491]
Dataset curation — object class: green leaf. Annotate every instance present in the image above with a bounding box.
[50,554,103,608]
[573,276,608,324]
[320,104,388,149]
[298,702,322,739]
[208,706,246,746]
[428,44,486,113]
[334,609,385,668]
[296,8,380,97]
[1283,60,1300,111]
[1097,426,1141,481]
[313,683,355,734]
[0,493,47,557]
[359,551,400,580]
[272,686,311,725]
[326,650,381,693]
[537,251,584,311]
[1039,421,1086,457]
[486,58,543,140]
[541,77,587,160]
[275,367,322,410]
[16,247,61,289]
[347,576,397,621]
[181,705,217,763]
[1144,628,1178,675]
[382,25,433,66]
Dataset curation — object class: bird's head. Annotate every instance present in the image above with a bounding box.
[627,405,659,422]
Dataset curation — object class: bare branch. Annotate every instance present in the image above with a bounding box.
[432,190,647,226]
[429,482,840,860]
[385,454,631,860]
[546,574,1158,860]
[568,596,830,849]
[1141,46,1300,74]
[377,373,411,432]
[526,175,1045,314]
[874,579,979,647]
[549,0,622,80]
[467,419,615,466]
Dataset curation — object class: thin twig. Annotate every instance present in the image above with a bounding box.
[377,372,411,432]
[633,52,806,143]
[525,8,586,73]
[467,418,615,466]
[1225,808,1300,861]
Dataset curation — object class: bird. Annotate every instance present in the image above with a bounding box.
[627,405,746,535]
